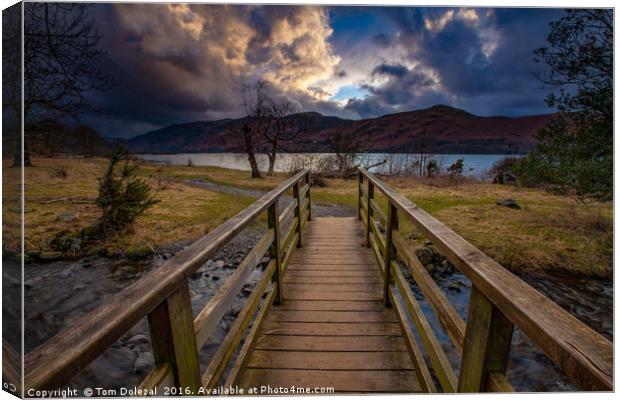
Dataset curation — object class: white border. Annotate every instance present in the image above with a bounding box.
[0,2,615,400]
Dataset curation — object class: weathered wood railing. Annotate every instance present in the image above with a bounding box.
[358,167,612,392]
[25,169,312,394]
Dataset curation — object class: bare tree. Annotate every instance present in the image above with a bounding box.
[242,81,271,178]
[263,101,306,176]
[327,125,370,179]
[3,5,23,163]
[242,80,307,177]
[8,3,114,167]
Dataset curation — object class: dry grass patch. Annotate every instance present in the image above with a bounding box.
[137,162,288,192]
[386,178,613,278]
[3,158,255,255]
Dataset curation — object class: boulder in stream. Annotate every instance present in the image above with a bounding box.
[125,244,154,261]
[126,334,150,346]
[415,247,434,265]
[133,352,154,374]
[448,281,462,292]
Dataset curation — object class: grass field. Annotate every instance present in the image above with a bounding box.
[2,158,256,256]
[3,157,612,278]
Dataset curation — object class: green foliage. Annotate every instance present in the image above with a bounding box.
[519,10,612,200]
[447,158,464,179]
[515,114,612,198]
[95,148,160,235]
[426,159,439,177]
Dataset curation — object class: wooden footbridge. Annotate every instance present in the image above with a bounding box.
[21,169,612,395]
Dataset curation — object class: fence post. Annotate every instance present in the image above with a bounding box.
[458,287,514,392]
[358,173,363,220]
[293,180,303,248]
[305,171,312,221]
[268,200,283,305]
[147,281,201,394]
[365,180,374,246]
[383,202,398,307]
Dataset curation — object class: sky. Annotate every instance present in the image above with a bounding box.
[85,5,566,138]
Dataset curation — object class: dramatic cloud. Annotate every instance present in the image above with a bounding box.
[90,4,342,136]
[336,7,564,118]
[83,5,568,137]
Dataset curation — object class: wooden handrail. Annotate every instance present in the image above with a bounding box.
[358,167,612,391]
[25,169,311,391]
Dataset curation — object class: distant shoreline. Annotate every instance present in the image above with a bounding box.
[136,152,521,177]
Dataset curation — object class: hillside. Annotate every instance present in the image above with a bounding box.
[126,105,554,154]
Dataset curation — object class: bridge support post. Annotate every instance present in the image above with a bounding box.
[293,181,303,248]
[305,171,312,221]
[268,200,283,305]
[365,181,374,246]
[383,203,398,307]
[457,287,514,392]
[357,173,363,220]
[147,281,201,394]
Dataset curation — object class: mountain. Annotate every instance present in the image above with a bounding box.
[126,118,240,153]
[126,105,554,154]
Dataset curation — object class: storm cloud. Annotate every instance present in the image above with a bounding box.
[90,4,343,137]
[336,7,565,118]
[83,5,568,137]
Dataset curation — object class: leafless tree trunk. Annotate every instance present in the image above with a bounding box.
[267,142,277,176]
[242,125,262,178]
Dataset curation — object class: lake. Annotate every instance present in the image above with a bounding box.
[138,153,519,178]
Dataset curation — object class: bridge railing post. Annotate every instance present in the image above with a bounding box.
[365,180,374,246]
[457,287,514,392]
[293,180,303,248]
[358,172,363,220]
[383,202,398,307]
[305,171,312,221]
[147,281,201,394]
[268,200,283,305]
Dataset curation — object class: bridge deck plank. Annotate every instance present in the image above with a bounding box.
[236,217,422,393]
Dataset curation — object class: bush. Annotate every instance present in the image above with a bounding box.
[426,159,439,177]
[95,148,160,235]
[447,158,463,178]
[311,175,328,187]
[51,164,68,179]
[514,143,612,199]
[490,157,518,184]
